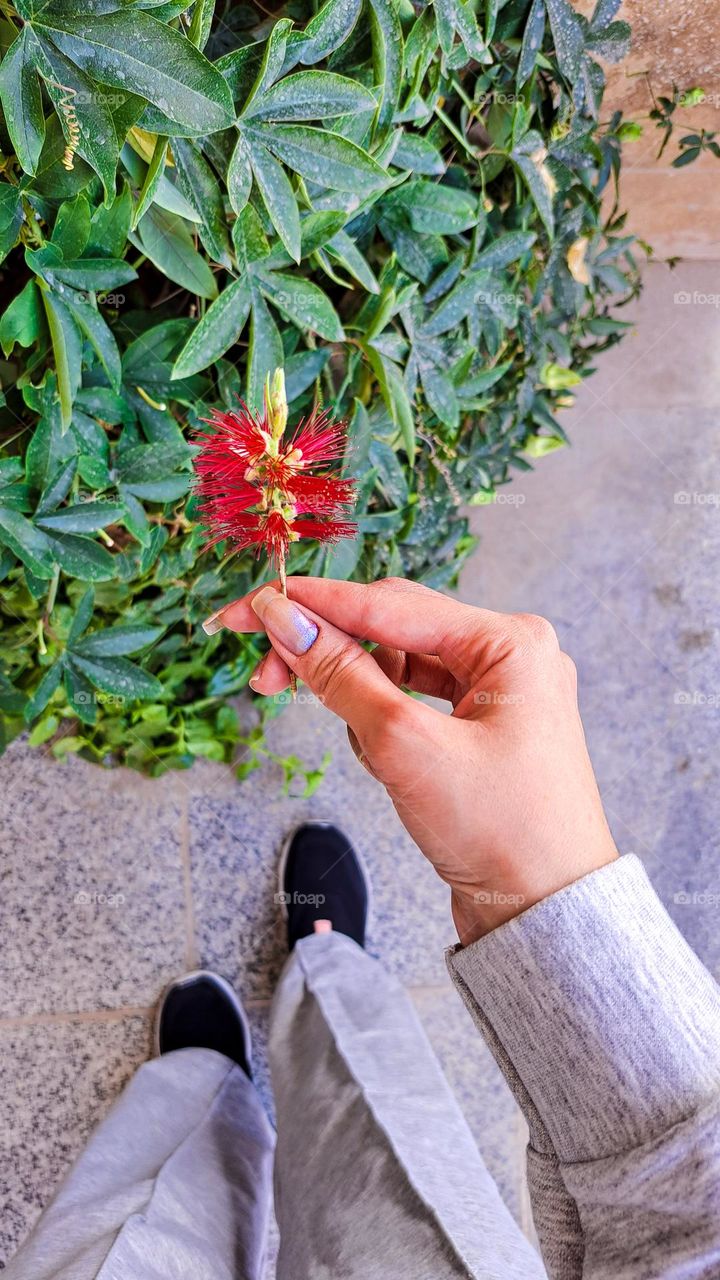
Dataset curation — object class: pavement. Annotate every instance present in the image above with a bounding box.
[1,259,718,1269]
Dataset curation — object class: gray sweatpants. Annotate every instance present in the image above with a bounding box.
[5,931,544,1280]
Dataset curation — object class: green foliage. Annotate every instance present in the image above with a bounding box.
[0,0,639,776]
[632,81,720,167]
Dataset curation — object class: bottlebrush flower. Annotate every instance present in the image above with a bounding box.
[193,369,357,573]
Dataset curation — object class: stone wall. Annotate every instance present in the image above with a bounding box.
[597,0,720,258]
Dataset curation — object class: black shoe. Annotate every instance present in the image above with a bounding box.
[279,821,370,950]
[155,970,252,1076]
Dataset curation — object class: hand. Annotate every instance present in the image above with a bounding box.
[206,577,618,944]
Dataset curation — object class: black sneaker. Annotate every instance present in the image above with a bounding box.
[279,821,370,950]
[155,970,252,1076]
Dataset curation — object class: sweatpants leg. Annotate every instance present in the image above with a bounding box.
[4,1047,275,1280]
[269,931,547,1280]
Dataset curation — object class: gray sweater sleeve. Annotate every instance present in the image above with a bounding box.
[446,854,720,1280]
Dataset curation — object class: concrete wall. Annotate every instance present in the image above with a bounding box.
[595,0,720,258]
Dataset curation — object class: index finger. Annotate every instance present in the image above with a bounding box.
[207,576,512,685]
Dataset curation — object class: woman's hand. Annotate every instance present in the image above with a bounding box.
[206,577,618,943]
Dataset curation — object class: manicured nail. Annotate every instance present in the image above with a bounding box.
[202,608,226,636]
[251,585,318,655]
[248,653,268,691]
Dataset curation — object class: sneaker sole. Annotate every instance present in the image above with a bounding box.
[153,969,253,1072]
[277,820,373,934]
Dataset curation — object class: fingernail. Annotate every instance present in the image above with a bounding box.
[251,586,318,656]
[248,654,268,691]
[202,608,226,636]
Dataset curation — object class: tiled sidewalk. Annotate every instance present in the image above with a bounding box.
[2,260,718,1267]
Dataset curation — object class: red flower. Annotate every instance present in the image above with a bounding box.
[193,373,357,568]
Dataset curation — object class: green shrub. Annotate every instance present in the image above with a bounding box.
[0,0,638,777]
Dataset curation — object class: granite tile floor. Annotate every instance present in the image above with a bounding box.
[1,258,718,1269]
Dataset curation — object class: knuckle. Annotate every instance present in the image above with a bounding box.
[310,642,367,702]
[513,613,559,652]
[365,697,416,757]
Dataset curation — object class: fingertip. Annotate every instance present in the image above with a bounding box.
[204,580,283,635]
[248,647,291,695]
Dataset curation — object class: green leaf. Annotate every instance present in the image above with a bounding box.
[518,0,546,87]
[227,131,253,215]
[0,505,54,578]
[24,661,63,723]
[259,271,344,341]
[51,195,91,259]
[245,71,376,122]
[544,0,585,81]
[63,663,97,725]
[30,33,120,204]
[28,713,60,745]
[68,585,95,645]
[171,136,231,266]
[253,123,389,194]
[391,180,478,233]
[38,286,82,430]
[364,345,416,458]
[49,259,137,292]
[88,182,133,257]
[284,348,329,400]
[368,0,404,138]
[540,361,582,389]
[33,10,234,134]
[420,363,458,428]
[247,291,283,411]
[188,0,215,50]
[136,206,218,299]
[63,293,122,391]
[117,441,190,484]
[44,531,116,580]
[327,228,380,294]
[70,652,163,701]
[241,17,293,116]
[171,277,253,379]
[36,457,77,517]
[0,183,23,264]
[391,133,445,175]
[36,500,125,533]
[0,28,45,175]
[245,133,301,262]
[74,623,164,657]
[296,0,362,64]
[232,203,271,270]
[474,230,536,269]
[0,281,44,356]
[512,133,555,236]
[132,135,169,229]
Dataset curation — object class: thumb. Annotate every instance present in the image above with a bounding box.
[249,585,406,740]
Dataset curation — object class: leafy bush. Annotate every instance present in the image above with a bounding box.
[0,0,638,777]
